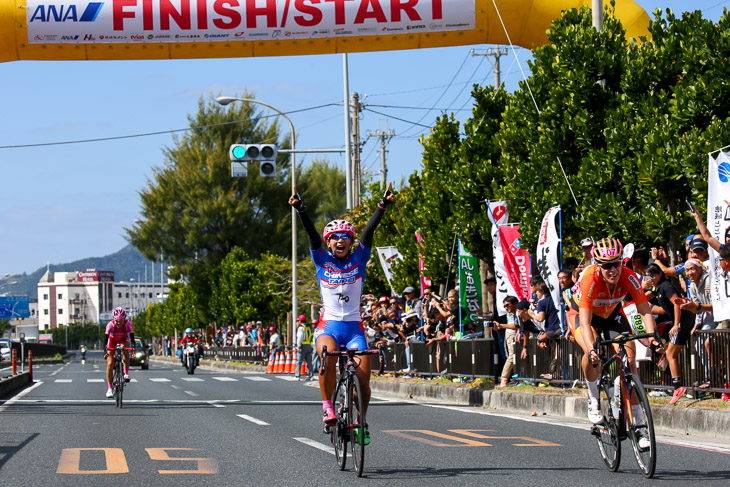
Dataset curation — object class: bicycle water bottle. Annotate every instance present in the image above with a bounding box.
[612,376,621,418]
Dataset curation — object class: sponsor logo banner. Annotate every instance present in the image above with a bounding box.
[458,240,481,325]
[27,0,475,44]
[499,225,530,302]
[707,151,730,321]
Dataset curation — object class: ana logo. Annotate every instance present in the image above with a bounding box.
[29,2,103,23]
[718,162,730,183]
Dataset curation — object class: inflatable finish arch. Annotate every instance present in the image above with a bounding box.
[0,1,650,64]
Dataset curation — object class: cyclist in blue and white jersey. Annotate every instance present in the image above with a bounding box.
[289,183,394,440]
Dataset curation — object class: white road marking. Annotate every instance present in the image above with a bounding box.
[49,364,68,377]
[87,379,106,383]
[55,379,72,383]
[237,414,269,425]
[0,381,43,412]
[208,401,226,408]
[244,376,272,382]
[212,377,238,382]
[170,385,180,389]
[184,390,199,397]
[181,378,204,382]
[294,437,334,455]
[150,378,171,382]
[276,376,299,381]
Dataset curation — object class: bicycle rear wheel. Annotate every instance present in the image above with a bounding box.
[331,378,347,470]
[349,374,366,477]
[626,375,656,478]
[594,374,621,472]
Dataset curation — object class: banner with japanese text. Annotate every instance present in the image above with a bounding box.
[488,200,515,316]
[707,151,730,321]
[458,240,482,325]
[536,206,562,323]
[499,225,530,302]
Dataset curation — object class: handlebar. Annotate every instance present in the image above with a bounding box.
[592,331,662,360]
[319,346,379,376]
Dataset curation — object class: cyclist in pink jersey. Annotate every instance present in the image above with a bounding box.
[103,307,135,398]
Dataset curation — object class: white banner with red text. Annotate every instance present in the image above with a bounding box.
[536,206,562,323]
[27,0,475,44]
[488,200,515,316]
[707,151,730,321]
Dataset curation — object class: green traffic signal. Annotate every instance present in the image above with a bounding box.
[232,145,247,159]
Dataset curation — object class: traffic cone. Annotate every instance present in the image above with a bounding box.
[289,349,299,374]
[300,360,308,376]
[266,350,275,374]
[275,350,286,374]
[285,349,294,374]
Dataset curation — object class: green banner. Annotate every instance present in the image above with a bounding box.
[458,240,482,324]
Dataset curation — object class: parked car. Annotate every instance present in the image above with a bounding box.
[0,339,11,362]
[129,338,149,370]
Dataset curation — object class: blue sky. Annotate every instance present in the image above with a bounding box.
[0,1,725,276]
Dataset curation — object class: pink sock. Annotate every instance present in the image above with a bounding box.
[124,368,129,375]
[108,382,112,389]
[323,400,333,410]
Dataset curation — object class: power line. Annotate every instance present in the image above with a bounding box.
[0,102,339,150]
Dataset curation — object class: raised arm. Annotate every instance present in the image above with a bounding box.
[690,203,722,252]
[360,182,395,247]
[288,186,322,250]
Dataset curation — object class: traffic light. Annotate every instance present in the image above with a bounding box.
[228,144,277,177]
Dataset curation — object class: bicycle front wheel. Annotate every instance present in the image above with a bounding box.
[115,361,124,408]
[349,374,366,477]
[626,375,656,478]
[595,374,621,472]
[331,379,347,470]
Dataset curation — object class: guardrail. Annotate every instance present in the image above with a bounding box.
[205,329,730,394]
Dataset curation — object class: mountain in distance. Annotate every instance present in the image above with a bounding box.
[0,244,167,300]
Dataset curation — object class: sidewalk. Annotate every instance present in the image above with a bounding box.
[152,356,730,442]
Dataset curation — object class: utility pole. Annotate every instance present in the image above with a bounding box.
[350,92,362,206]
[471,46,508,87]
[366,120,394,186]
[592,0,603,32]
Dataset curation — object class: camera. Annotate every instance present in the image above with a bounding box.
[485,321,497,328]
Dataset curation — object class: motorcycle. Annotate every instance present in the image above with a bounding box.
[183,342,198,375]
[80,345,86,361]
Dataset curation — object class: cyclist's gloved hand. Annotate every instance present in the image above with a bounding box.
[288,185,306,212]
[379,181,395,208]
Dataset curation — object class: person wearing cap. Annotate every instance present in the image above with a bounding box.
[430,289,486,336]
[294,315,314,381]
[677,259,718,387]
[493,296,520,387]
[644,262,695,405]
[402,286,423,325]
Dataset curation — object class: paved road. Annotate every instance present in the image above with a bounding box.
[1,352,728,485]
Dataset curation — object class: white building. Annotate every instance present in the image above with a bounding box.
[37,269,169,330]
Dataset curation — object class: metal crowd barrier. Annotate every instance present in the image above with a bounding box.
[205,330,730,394]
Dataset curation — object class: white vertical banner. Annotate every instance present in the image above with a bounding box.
[707,152,730,321]
[536,206,562,321]
[376,246,403,292]
[488,201,515,316]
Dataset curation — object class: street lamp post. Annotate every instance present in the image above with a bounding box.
[216,96,298,336]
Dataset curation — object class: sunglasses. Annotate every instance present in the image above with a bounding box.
[599,262,621,269]
[328,233,352,241]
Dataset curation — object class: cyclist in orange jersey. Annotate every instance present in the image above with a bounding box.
[573,238,661,426]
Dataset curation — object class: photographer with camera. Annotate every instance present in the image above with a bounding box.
[430,289,486,336]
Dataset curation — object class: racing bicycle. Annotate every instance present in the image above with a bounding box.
[320,346,379,477]
[591,331,660,478]
[110,344,132,408]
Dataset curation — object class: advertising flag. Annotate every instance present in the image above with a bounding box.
[458,240,482,325]
[488,201,515,316]
[415,231,432,295]
[536,206,562,316]
[499,225,530,302]
[376,246,402,291]
[707,152,730,321]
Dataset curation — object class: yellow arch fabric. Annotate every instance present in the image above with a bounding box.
[0,1,649,64]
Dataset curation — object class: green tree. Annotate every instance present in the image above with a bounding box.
[210,247,284,326]
[127,92,291,321]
